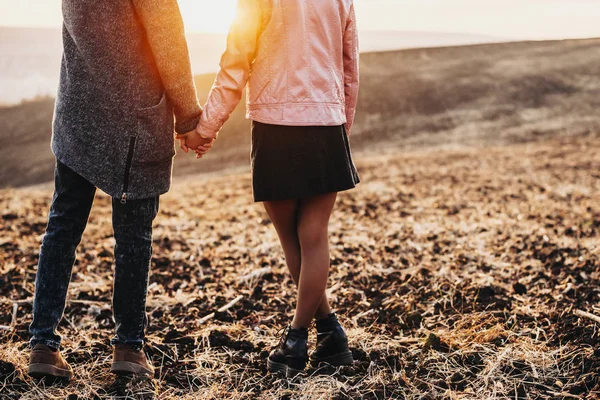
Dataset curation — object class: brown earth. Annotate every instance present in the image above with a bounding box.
[1,37,600,399]
[0,132,599,399]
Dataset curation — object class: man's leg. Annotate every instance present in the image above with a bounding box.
[29,161,96,350]
[110,196,159,348]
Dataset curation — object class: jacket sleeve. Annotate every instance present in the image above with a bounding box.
[196,0,262,139]
[343,4,360,134]
[131,0,202,134]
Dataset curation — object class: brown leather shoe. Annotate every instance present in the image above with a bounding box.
[111,344,154,376]
[28,344,74,380]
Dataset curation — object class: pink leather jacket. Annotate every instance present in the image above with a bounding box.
[197,0,359,139]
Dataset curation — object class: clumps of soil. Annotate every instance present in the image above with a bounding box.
[0,135,599,399]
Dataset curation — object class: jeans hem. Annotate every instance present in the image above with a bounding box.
[30,338,61,350]
[110,338,144,350]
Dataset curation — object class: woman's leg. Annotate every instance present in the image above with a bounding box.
[264,200,332,320]
[291,192,338,329]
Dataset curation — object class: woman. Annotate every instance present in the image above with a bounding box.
[180,0,360,378]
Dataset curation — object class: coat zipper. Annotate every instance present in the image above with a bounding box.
[121,137,136,204]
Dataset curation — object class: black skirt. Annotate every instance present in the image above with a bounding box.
[251,121,360,202]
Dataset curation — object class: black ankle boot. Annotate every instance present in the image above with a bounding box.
[267,326,309,378]
[310,314,353,367]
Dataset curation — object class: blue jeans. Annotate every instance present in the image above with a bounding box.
[29,161,159,350]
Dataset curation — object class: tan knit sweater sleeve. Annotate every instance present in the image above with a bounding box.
[131,0,202,134]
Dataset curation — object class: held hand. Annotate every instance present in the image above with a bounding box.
[194,141,214,159]
[177,129,196,153]
[176,131,215,159]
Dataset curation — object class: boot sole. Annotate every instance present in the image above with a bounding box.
[267,358,304,379]
[28,363,73,380]
[111,361,154,376]
[310,351,354,367]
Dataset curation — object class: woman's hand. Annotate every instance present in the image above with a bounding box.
[193,137,214,159]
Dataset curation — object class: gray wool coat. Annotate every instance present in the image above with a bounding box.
[53,0,202,201]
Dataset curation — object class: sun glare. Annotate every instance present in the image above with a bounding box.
[179,0,238,33]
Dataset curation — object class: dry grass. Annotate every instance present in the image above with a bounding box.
[0,132,599,399]
[1,36,600,400]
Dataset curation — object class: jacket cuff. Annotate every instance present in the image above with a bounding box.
[196,119,220,139]
[175,111,202,135]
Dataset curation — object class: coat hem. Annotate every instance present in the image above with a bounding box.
[53,150,171,201]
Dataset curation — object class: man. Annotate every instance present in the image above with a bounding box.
[28,0,212,379]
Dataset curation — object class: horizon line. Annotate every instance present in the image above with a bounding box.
[2,24,598,46]
[0,23,515,39]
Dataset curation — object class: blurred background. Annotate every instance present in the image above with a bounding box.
[1,0,599,188]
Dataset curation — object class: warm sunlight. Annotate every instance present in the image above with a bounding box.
[2,0,600,38]
[179,0,238,33]
[1,1,599,399]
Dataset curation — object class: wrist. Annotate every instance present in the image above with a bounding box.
[196,119,219,140]
[175,110,202,135]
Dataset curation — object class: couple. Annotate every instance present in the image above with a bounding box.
[28,0,360,381]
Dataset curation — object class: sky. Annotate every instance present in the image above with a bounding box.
[1,0,600,40]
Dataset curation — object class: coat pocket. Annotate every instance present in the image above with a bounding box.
[134,93,175,165]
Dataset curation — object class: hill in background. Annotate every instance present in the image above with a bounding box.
[1,38,599,189]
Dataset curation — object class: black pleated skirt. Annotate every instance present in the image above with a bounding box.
[251,121,360,202]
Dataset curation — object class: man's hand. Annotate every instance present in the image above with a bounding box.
[176,131,215,158]
[177,129,194,153]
